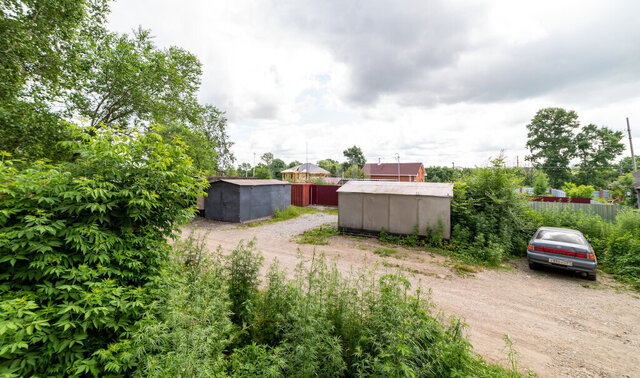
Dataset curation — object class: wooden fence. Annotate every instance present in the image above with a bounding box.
[526,201,632,222]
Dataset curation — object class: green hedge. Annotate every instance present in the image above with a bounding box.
[0,129,204,376]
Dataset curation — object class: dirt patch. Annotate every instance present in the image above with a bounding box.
[182,213,640,378]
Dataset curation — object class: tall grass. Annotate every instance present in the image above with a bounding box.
[102,231,529,376]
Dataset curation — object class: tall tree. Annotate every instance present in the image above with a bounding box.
[0,0,110,161]
[620,156,640,174]
[269,158,286,179]
[525,108,579,187]
[343,145,366,168]
[574,124,624,187]
[261,152,274,166]
[67,28,202,129]
[317,158,339,176]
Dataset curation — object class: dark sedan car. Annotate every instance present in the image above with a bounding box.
[527,227,597,280]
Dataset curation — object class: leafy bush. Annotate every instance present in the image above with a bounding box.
[450,160,538,265]
[561,182,594,198]
[533,170,549,196]
[116,234,524,377]
[0,128,204,376]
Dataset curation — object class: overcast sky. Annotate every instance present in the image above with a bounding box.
[108,0,640,168]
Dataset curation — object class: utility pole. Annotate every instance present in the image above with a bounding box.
[516,155,519,168]
[395,153,400,182]
[627,117,637,173]
[253,152,256,177]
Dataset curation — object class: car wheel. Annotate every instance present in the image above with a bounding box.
[587,272,597,281]
[528,261,537,270]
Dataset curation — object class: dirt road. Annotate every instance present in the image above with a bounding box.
[184,213,640,377]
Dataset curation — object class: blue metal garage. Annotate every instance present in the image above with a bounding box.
[204,178,291,222]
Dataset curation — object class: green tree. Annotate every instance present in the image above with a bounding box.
[317,158,339,176]
[67,28,202,129]
[619,156,640,175]
[525,108,579,187]
[237,162,252,177]
[424,166,453,182]
[344,164,366,179]
[261,152,274,166]
[0,0,110,161]
[269,158,286,180]
[343,145,366,168]
[288,160,302,168]
[533,170,549,196]
[254,164,271,179]
[158,123,218,174]
[574,124,624,187]
[610,173,637,205]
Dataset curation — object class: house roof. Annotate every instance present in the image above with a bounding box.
[322,177,342,184]
[363,162,423,176]
[210,178,289,186]
[337,181,453,197]
[281,163,329,174]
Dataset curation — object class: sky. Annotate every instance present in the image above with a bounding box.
[107,0,640,168]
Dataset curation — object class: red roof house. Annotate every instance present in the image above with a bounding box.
[362,162,425,182]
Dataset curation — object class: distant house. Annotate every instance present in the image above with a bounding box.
[322,177,341,185]
[363,162,425,182]
[281,163,330,183]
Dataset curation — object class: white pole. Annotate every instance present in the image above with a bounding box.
[395,153,400,181]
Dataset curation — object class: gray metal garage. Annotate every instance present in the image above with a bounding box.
[204,178,291,222]
[337,181,453,238]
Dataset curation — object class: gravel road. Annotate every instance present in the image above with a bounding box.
[183,212,640,378]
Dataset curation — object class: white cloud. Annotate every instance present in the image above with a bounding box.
[108,0,640,168]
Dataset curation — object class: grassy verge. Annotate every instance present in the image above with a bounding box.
[293,223,340,245]
[243,206,337,227]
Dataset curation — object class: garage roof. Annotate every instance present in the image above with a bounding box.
[337,181,453,197]
[211,178,290,186]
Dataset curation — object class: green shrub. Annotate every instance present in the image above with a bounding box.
[0,128,204,376]
[533,170,549,196]
[561,182,595,199]
[227,240,263,327]
[450,159,539,265]
[119,235,523,377]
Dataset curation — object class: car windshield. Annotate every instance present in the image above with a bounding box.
[536,230,585,245]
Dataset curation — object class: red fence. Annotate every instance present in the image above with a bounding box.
[312,185,340,206]
[529,196,591,204]
[291,184,339,207]
[291,183,312,206]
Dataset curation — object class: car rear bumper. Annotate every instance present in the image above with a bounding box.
[527,251,597,274]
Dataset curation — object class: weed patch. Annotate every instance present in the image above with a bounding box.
[111,234,530,377]
[374,247,398,257]
[243,206,337,227]
[294,223,340,245]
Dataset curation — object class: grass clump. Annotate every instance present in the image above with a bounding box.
[374,247,398,257]
[294,223,340,245]
[247,206,337,227]
[105,232,528,377]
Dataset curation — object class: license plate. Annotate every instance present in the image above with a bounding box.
[549,258,572,266]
